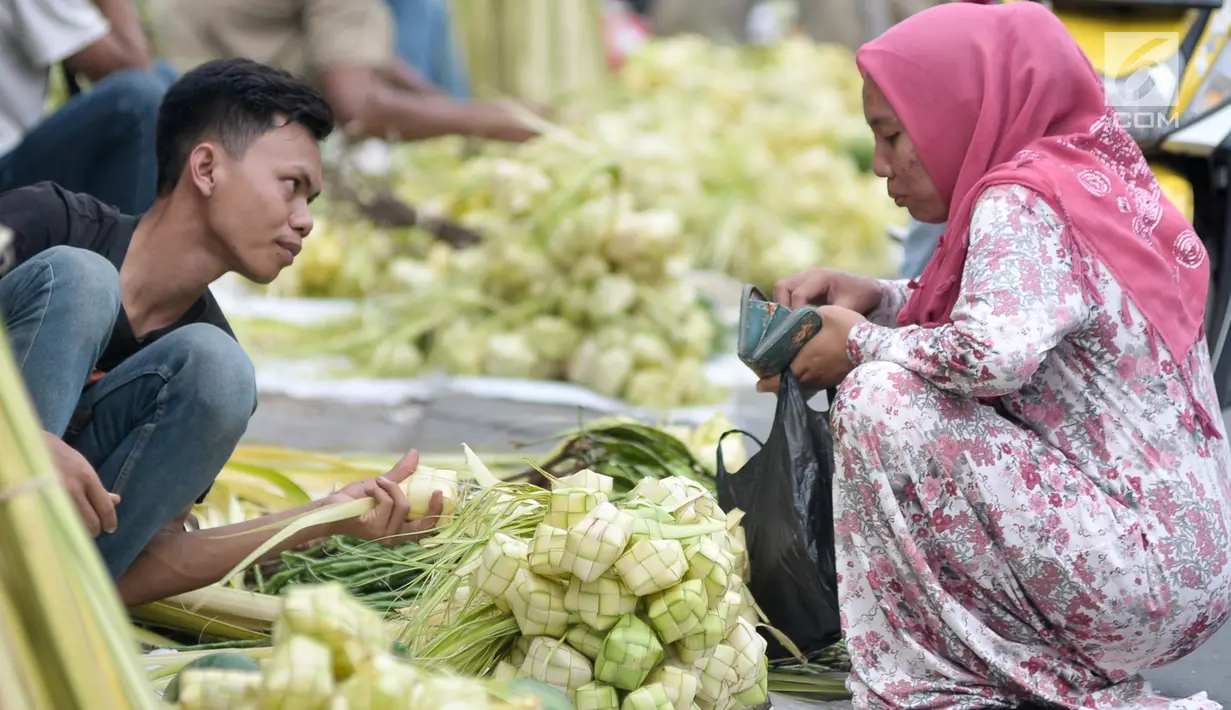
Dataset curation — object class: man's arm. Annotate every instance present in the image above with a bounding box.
[304,0,535,143]
[115,500,337,606]
[116,450,444,606]
[319,66,536,143]
[16,0,151,83]
[381,61,445,96]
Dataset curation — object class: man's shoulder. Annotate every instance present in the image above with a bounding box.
[0,181,125,225]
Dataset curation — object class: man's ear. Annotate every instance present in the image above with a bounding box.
[187,142,224,197]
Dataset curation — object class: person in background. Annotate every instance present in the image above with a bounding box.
[897,218,944,279]
[385,0,470,98]
[764,2,1230,707]
[151,0,536,144]
[0,0,177,214]
[649,0,939,48]
[0,58,444,605]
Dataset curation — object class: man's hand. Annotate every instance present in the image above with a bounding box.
[773,267,885,314]
[325,449,445,545]
[42,431,119,536]
[757,306,867,393]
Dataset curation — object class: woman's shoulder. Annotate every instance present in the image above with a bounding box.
[970,182,1065,237]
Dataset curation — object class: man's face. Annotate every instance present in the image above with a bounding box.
[206,122,322,284]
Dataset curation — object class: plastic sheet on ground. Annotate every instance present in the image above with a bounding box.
[214,274,761,426]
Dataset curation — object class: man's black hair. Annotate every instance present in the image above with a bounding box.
[154,58,335,195]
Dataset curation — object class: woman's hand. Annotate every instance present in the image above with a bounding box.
[757,306,867,393]
[325,449,445,546]
[774,267,884,314]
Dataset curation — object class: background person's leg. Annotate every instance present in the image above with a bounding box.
[0,246,121,435]
[0,65,174,215]
[65,323,257,579]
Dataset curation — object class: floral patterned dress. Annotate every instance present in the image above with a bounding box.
[835,183,1231,709]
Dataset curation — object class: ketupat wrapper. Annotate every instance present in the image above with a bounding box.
[544,488,608,529]
[566,623,607,660]
[614,539,688,596]
[505,568,571,637]
[628,478,673,506]
[724,617,768,694]
[675,589,738,663]
[622,683,674,710]
[175,669,261,710]
[574,681,620,710]
[405,467,461,524]
[507,635,533,667]
[417,673,493,710]
[647,579,708,643]
[692,643,740,705]
[683,538,734,604]
[554,469,615,496]
[645,665,699,710]
[562,502,636,582]
[474,533,530,598]
[594,614,664,691]
[274,583,388,680]
[492,660,521,681]
[259,634,335,710]
[563,575,639,631]
[521,636,595,696]
[529,524,571,578]
[732,658,769,708]
[329,651,422,710]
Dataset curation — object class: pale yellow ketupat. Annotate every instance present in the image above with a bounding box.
[561,501,636,582]
[521,636,594,697]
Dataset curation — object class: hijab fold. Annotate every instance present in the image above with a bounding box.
[856,2,1218,436]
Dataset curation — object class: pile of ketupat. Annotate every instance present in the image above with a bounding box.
[238,35,903,408]
[163,584,552,710]
[393,459,776,710]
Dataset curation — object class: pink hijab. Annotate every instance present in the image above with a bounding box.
[856,1,1215,430]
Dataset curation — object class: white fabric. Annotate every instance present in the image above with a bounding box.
[0,0,108,157]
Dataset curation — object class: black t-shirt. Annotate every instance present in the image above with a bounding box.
[0,182,236,375]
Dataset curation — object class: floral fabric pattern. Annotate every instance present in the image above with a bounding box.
[836,183,1231,709]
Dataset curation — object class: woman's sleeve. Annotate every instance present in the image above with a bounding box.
[845,184,1090,398]
[866,278,912,327]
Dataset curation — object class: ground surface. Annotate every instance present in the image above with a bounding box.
[241,387,1231,707]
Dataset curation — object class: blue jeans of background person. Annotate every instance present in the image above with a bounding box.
[0,246,255,578]
[898,219,946,280]
[0,61,179,215]
[386,0,471,98]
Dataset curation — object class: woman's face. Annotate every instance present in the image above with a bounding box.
[863,78,947,223]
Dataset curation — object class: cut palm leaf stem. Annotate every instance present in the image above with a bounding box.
[141,646,275,682]
[0,315,159,710]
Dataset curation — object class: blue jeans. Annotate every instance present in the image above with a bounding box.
[0,246,255,578]
[0,62,179,215]
[386,0,471,98]
[898,219,946,280]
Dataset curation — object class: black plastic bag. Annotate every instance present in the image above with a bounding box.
[716,370,841,659]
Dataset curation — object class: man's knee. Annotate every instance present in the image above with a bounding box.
[13,245,122,322]
[160,324,256,440]
[90,67,169,125]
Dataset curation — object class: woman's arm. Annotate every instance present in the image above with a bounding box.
[866,278,912,327]
[846,184,1091,398]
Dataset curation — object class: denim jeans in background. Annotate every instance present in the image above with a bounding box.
[0,61,179,215]
[898,219,946,280]
[0,246,255,578]
[386,0,471,98]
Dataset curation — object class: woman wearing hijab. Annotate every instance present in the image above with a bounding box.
[762,2,1231,708]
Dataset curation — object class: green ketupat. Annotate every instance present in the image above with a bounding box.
[505,568,571,637]
[614,539,688,596]
[621,683,673,710]
[274,582,387,680]
[645,665,698,710]
[566,624,608,660]
[473,533,530,598]
[563,575,638,631]
[647,579,708,643]
[594,614,663,691]
[561,501,636,582]
[259,635,335,709]
[574,681,621,710]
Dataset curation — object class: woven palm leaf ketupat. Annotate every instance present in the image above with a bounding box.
[0,226,158,710]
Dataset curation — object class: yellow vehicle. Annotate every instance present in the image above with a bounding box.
[997,0,1231,406]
